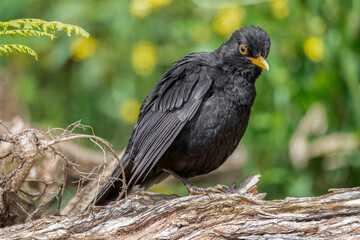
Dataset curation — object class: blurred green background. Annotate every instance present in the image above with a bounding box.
[0,0,359,200]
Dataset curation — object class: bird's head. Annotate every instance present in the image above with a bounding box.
[215,26,271,79]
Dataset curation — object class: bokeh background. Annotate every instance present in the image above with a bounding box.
[0,0,359,200]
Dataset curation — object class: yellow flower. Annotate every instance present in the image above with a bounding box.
[190,23,212,43]
[148,0,172,8]
[131,41,157,76]
[269,0,289,19]
[70,37,96,60]
[129,0,172,18]
[118,99,141,124]
[212,5,245,37]
[129,0,152,18]
[303,37,324,62]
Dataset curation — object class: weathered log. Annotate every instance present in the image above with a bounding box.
[1,186,360,239]
[1,118,359,239]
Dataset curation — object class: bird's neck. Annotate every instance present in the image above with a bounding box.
[191,51,257,107]
[225,74,257,107]
[209,68,256,107]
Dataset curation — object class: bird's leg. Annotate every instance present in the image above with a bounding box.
[163,168,229,195]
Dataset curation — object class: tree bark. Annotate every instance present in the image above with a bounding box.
[1,118,359,239]
[1,186,360,239]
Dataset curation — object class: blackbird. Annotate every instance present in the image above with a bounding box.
[93,26,270,205]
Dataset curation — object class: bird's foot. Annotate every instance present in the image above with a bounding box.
[163,168,229,195]
[186,183,229,195]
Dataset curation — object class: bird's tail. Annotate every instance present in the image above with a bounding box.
[91,154,133,206]
[88,151,165,208]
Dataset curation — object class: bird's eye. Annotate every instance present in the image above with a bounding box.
[239,44,247,55]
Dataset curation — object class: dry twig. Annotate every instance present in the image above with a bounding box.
[0,120,125,227]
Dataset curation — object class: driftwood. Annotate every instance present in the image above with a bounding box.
[1,118,360,239]
[1,183,360,239]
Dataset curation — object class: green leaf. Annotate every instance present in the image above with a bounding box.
[0,29,55,39]
[0,18,90,39]
[0,44,38,60]
[0,18,90,60]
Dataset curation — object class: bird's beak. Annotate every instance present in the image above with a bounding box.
[247,56,269,71]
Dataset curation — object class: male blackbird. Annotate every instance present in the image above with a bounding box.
[94,26,270,205]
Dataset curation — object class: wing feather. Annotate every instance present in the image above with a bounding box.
[132,115,182,183]
[126,58,213,186]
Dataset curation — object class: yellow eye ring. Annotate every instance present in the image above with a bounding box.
[239,44,247,55]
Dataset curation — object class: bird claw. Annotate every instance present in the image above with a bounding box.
[213,184,230,192]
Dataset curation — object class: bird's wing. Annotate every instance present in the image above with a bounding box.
[127,58,213,185]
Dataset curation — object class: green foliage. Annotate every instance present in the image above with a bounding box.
[0,44,38,60]
[0,30,55,39]
[0,18,89,60]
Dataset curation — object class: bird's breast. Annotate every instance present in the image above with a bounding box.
[159,91,251,178]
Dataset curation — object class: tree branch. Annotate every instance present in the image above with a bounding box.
[1,186,360,239]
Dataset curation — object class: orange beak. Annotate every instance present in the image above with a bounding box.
[247,56,269,71]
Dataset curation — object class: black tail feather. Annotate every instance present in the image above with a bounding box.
[88,153,133,207]
[93,164,125,206]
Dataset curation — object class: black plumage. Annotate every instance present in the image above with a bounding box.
[93,26,271,205]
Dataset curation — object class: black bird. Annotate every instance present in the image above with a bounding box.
[94,26,270,205]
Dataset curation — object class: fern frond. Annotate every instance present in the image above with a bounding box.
[0,44,38,60]
[0,18,89,39]
[0,19,89,60]
[0,29,55,39]
[43,21,90,39]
